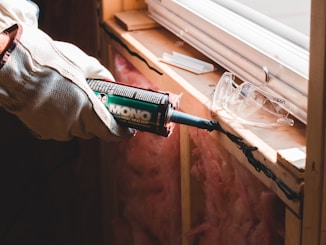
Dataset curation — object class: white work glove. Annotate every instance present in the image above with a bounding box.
[0,23,135,141]
[0,0,39,30]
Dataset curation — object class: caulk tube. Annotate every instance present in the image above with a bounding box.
[87,79,172,136]
[87,78,217,135]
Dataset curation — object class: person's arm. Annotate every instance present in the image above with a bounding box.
[0,2,135,141]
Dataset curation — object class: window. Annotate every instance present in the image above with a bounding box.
[146,0,310,124]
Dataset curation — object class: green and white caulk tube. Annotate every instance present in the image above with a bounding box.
[87,79,217,137]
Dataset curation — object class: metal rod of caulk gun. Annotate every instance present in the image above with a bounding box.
[169,110,218,132]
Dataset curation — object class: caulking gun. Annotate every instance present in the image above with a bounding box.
[87,79,218,136]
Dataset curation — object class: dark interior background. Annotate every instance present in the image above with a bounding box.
[0,1,104,244]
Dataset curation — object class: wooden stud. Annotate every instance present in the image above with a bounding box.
[302,0,326,244]
[99,0,146,21]
[285,208,301,245]
[180,125,191,245]
[100,0,122,21]
[122,0,147,11]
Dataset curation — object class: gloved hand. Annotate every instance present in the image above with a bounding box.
[0,23,135,142]
[0,0,39,30]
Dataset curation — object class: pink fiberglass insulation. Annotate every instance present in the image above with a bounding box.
[109,51,285,245]
[108,51,182,244]
[188,128,285,245]
[109,129,182,245]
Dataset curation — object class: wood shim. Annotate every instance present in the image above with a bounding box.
[114,9,160,31]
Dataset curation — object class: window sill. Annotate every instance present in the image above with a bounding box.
[102,18,305,216]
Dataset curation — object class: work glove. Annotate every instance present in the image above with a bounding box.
[0,0,39,30]
[0,23,135,141]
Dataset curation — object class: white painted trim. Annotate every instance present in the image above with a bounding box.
[146,0,308,124]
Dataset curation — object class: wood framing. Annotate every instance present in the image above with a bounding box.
[302,0,326,244]
[98,0,146,21]
[103,18,304,213]
[99,15,306,244]
[98,1,326,244]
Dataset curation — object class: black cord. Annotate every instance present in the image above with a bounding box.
[209,121,301,201]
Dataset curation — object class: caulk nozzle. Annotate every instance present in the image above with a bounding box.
[169,110,217,131]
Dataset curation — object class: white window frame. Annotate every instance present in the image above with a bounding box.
[146,0,309,124]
